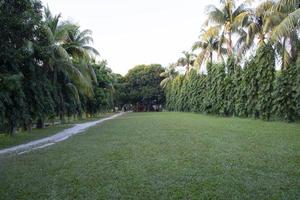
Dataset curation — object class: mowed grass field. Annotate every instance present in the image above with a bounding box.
[0,112,300,199]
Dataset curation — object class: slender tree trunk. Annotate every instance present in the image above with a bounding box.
[24,122,32,132]
[8,122,17,136]
[258,33,265,44]
[290,38,298,63]
[60,113,65,124]
[53,66,57,84]
[282,38,287,70]
[36,118,45,129]
[185,64,190,75]
[228,31,233,56]
[59,90,65,124]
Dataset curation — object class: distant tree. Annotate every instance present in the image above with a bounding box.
[124,64,165,111]
[192,26,226,70]
[176,51,196,74]
[206,0,249,55]
[160,63,178,89]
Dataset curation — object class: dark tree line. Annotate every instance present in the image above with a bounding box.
[0,0,118,135]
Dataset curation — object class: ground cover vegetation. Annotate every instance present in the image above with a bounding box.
[0,112,299,199]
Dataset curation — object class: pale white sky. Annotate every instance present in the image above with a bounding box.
[42,0,218,75]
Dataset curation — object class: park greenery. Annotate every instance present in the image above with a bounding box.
[0,0,116,134]
[1,0,300,199]
[1,0,300,136]
[0,0,164,135]
[162,0,300,122]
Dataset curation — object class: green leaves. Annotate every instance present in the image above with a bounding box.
[273,66,298,122]
[165,43,298,121]
[0,1,107,134]
[256,43,275,120]
[123,64,165,111]
[270,8,300,41]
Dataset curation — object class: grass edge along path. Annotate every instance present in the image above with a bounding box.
[0,113,115,150]
[0,112,125,155]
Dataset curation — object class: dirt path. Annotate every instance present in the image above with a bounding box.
[0,112,125,155]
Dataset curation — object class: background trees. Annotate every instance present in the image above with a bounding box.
[120,64,165,111]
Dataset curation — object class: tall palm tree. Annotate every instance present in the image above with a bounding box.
[160,63,178,88]
[234,1,275,57]
[192,26,227,71]
[177,51,196,74]
[43,7,97,97]
[206,0,249,55]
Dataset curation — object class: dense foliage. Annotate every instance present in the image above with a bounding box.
[0,0,118,134]
[118,64,165,111]
[165,49,300,121]
[163,0,300,122]
[1,0,300,136]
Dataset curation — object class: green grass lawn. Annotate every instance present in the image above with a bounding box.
[0,113,114,150]
[0,112,299,199]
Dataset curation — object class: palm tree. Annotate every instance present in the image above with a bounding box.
[234,1,275,57]
[43,7,97,97]
[192,26,227,71]
[43,7,100,123]
[63,25,100,60]
[63,25,100,96]
[160,63,178,88]
[206,0,249,55]
[264,0,300,67]
[177,51,196,74]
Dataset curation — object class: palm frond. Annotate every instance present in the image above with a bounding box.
[195,50,208,71]
[82,46,100,56]
[275,0,299,13]
[206,5,226,25]
[192,41,206,51]
[271,8,300,41]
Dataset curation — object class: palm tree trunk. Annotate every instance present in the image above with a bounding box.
[258,33,265,44]
[185,64,190,75]
[228,31,233,55]
[36,118,45,129]
[282,38,287,70]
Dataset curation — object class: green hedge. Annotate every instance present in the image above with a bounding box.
[165,44,300,122]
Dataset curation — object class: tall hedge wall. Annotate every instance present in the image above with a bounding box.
[165,44,300,122]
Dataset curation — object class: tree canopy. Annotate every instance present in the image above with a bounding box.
[118,64,165,111]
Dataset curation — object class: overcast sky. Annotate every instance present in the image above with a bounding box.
[42,0,218,75]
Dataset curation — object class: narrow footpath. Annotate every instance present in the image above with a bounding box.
[0,112,125,155]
